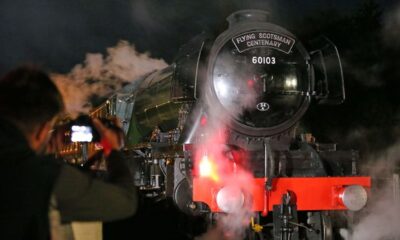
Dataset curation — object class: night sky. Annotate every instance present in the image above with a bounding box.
[1,1,400,239]
[0,0,396,73]
[1,0,399,156]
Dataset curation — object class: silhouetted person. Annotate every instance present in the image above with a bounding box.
[0,65,137,240]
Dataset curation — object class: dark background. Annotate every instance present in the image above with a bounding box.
[1,0,399,156]
[1,0,399,239]
[0,0,397,72]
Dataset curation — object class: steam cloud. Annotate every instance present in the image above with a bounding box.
[193,52,260,240]
[383,3,400,49]
[341,142,400,240]
[194,131,255,240]
[52,40,167,116]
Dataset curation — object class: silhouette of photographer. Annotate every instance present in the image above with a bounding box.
[0,65,137,240]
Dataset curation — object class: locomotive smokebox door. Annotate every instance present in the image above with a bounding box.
[205,9,313,137]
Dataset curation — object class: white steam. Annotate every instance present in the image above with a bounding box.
[193,50,260,240]
[209,52,259,120]
[342,142,400,240]
[341,58,384,87]
[216,209,254,240]
[52,40,168,116]
[350,185,400,240]
[383,3,400,49]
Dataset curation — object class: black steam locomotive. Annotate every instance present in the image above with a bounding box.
[59,9,371,240]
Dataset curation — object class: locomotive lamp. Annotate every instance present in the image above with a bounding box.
[284,76,298,89]
[199,155,219,182]
[216,185,245,213]
[339,185,368,211]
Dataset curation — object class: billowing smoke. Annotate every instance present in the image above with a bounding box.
[341,142,400,240]
[383,3,400,49]
[210,52,259,119]
[52,40,167,116]
[341,58,384,87]
[194,131,255,240]
[193,49,260,240]
[337,4,400,239]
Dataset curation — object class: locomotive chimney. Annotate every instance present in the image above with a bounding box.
[227,9,270,27]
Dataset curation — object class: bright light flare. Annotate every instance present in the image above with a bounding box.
[285,77,297,88]
[215,78,229,98]
[71,125,93,142]
[199,155,220,182]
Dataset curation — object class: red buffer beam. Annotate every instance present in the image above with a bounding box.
[193,177,371,213]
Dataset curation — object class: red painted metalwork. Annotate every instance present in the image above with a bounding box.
[193,176,371,213]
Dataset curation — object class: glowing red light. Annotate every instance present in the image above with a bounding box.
[199,155,219,182]
[200,115,207,126]
[247,79,255,87]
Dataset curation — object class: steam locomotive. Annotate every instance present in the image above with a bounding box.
[58,9,371,240]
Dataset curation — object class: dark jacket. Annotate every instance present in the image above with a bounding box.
[0,118,137,240]
[53,150,137,223]
[0,118,61,240]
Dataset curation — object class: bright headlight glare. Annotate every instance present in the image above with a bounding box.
[340,185,368,211]
[216,186,244,213]
[199,155,212,177]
